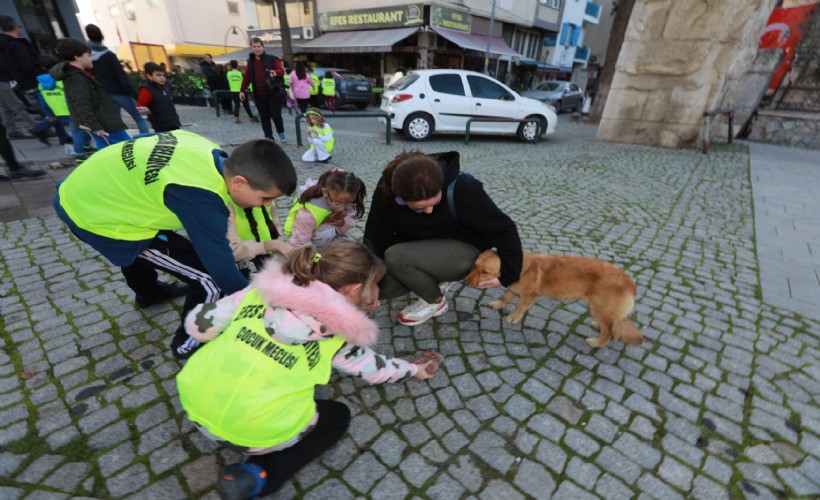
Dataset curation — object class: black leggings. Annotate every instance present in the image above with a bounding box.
[248,400,350,496]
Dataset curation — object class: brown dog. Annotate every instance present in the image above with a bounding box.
[464,250,644,348]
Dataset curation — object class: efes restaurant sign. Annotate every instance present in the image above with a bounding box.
[318,5,423,31]
[430,6,472,33]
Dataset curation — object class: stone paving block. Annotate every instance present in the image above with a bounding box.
[595,472,634,500]
[613,432,661,469]
[448,455,483,493]
[399,452,437,489]
[777,468,820,496]
[18,455,66,487]
[42,461,92,492]
[127,475,186,499]
[638,473,685,500]
[481,479,526,500]
[535,439,567,474]
[372,472,409,498]
[596,446,642,485]
[692,474,729,500]
[426,472,466,499]
[471,430,516,474]
[148,440,189,475]
[566,455,601,491]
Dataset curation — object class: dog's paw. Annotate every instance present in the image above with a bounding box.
[505,313,523,324]
[590,320,599,330]
[488,300,505,310]
[585,337,608,348]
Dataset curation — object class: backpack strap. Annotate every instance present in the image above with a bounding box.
[446,172,473,221]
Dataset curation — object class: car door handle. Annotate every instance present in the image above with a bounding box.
[476,103,482,106]
[434,99,440,102]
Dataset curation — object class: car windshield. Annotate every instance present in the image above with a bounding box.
[336,71,367,81]
[389,73,419,90]
[535,82,563,91]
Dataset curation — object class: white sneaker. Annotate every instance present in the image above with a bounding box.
[439,281,455,297]
[398,297,448,326]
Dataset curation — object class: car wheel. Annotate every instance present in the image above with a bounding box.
[403,113,433,141]
[517,116,545,143]
[355,103,367,110]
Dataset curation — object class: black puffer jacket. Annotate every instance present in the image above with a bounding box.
[50,62,126,132]
[364,151,523,286]
[0,33,40,88]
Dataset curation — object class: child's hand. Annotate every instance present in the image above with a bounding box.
[306,128,313,137]
[93,130,108,137]
[272,240,294,257]
[413,350,443,380]
[137,106,150,116]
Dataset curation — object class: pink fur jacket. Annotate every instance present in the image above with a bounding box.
[184,263,417,382]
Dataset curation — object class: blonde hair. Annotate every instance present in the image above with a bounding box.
[305,107,326,126]
[285,242,385,305]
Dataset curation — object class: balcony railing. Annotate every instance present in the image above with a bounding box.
[584,2,602,23]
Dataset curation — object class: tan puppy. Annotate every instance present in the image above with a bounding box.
[464,250,644,348]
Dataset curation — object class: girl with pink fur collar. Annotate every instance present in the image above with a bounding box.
[176,242,438,498]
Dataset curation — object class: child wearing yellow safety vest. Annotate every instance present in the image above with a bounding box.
[227,60,258,123]
[227,197,293,277]
[283,168,364,249]
[301,108,334,163]
[321,72,336,113]
[33,54,93,160]
[176,242,440,498]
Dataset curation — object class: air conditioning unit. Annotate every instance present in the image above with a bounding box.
[302,26,314,39]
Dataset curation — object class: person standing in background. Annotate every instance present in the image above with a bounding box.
[84,24,149,135]
[227,60,258,124]
[239,38,287,143]
[0,16,41,140]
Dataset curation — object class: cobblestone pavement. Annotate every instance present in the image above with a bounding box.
[1,107,818,499]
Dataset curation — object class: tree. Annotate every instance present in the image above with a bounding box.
[274,0,293,65]
[589,0,636,123]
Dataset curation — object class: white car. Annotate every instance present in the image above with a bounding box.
[381,69,558,143]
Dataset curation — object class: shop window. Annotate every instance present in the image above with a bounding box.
[429,74,465,96]
[467,75,512,100]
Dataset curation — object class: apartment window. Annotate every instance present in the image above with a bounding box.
[545,0,560,7]
[304,1,310,14]
[227,1,239,15]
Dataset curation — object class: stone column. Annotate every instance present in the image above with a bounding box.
[597,0,778,148]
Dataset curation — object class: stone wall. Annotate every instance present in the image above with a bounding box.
[747,109,820,148]
[597,0,779,149]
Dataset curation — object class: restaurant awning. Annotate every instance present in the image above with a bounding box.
[517,58,569,72]
[295,27,419,53]
[431,27,522,58]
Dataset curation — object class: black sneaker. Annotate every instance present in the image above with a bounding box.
[135,281,189,308]
[318,156,332,164]
[9,167,46,180]
[60,136,73,145]
[171,327,202,360]
[218,463,267,499]
[30,129,50,146]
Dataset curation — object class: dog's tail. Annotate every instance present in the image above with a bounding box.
[613,318,644,345]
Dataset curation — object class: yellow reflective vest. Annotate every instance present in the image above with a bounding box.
[283,199,332,237]
[226,69,243,92]
[321,76,335,96]
[38,81,70,117]
[176,288,345,447]
[234,202,277,243]
[309,74,319,95]
[58,131,231,241]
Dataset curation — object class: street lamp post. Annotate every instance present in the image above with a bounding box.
[223,25,248,56]
[483,0,496,74]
